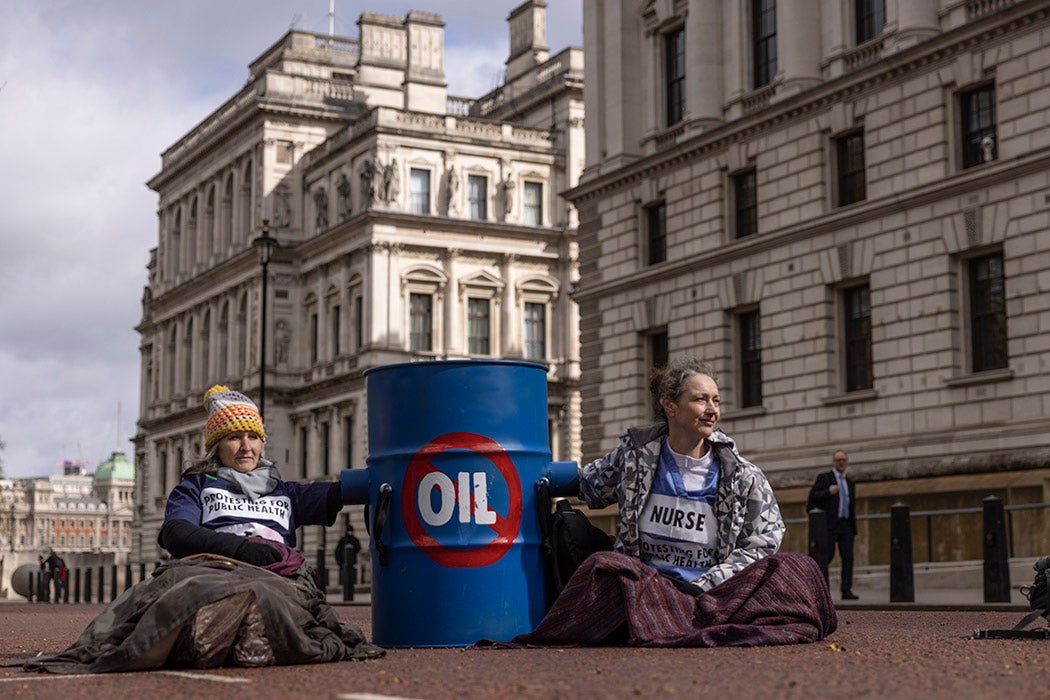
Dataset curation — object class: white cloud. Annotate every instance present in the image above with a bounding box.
[0,0,582,478]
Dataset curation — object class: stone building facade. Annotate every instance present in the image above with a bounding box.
[571,0,1050,566]
[133,2,584,579]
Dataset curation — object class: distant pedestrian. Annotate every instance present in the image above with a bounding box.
[808,450,859,600]
[335,523,362,588]
[45,550,66,602]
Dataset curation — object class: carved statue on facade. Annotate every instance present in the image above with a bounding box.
[381,158,400,204]
[275,320,290,365]
[336,173,352,221]
[445,165,460,214]
[314,188,329,230]
[498,177,515,221]
[360,159,377,207]
[273,185,292,229]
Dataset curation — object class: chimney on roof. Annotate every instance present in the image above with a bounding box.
[403,11,447,114]
[505,0,549,83]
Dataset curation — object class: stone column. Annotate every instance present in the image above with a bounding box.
[685,0,723,126]
[889,0,938,51]
[776,0,822,96]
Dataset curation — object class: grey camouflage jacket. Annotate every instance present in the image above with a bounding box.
[579,423,785,591]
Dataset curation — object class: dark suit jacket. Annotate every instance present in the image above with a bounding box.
[807,470,857,535]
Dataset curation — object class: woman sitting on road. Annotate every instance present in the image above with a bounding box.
[14,386,383,674]
[513,357,836,647]
[158,385,342,577]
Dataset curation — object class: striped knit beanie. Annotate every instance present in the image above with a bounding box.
[203,385,266,451]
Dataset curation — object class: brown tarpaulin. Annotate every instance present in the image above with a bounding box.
[11,555,383,674]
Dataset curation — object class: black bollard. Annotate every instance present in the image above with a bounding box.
[139,562,147,584]
[983,495,1011,603]
[28,571,35,603]
[84,568,92,603]
[889,502,915,602]
[74,568,81,603]
[110,565,118,602]
[807,508,830,584]
[316,544,327,595]
[63,572,70,603]
[97,566,104,603]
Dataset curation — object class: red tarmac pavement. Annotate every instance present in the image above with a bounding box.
[2,601,1049,699]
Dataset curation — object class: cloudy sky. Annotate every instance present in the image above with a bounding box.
[0,0,583,478]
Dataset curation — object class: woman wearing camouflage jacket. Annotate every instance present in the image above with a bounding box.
[579,357,783,592]
[510,357,836,647]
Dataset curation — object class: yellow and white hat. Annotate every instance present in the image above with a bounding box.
[202,385,266,451]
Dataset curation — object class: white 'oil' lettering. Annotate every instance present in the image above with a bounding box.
[419,471,496,526]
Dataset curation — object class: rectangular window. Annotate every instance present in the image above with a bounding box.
[739,310,763,407]
[843,285,873,391]
[961,84,997,169]
[649,331,670,371]
[321,421,330,475]
[410,168,431,214]
[310,312,319,364]
[331,304,341,357]
[353,294,363,350]
[734,169,757,239]
[969,253,1007,372]
[468,174,487,220]
[468,298,491,355]
[836,131,867,207]
[752,0,778,88]
[665,27,686,127]
[343,415,354,469]
[523,181,543,226]
[646,201,667,265]
[409,292,433,352]
[159,450,168,496]
[855,0,885,44]
[524,302,546,360]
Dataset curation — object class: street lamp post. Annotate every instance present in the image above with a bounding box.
[251,220,278,419]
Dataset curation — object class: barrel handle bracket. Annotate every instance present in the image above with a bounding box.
[373,483,393,567]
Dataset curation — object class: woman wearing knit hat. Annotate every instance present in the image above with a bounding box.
[9,385,383,673]
[158,385,344,574]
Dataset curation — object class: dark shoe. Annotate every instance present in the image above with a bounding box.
[841,591,859,600]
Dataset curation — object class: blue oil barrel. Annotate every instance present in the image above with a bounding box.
[363,359,568,647]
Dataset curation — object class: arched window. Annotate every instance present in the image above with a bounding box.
[237,293,249,374]
[169,209,182,281]
[204,186,216,261]
[183,316,194,391]
[221,174,234,252]
[239,159,254,244]
[218,301,229,378]
[166,326,177,398]
[187,196,199,269]
[200,309,211,384]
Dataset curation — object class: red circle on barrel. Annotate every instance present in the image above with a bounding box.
[401,432,522,568]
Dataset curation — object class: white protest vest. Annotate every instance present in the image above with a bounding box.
[638,444,720,582]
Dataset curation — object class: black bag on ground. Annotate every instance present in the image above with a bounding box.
[1025,555,1050,615]
[973,555,1050,639]
[536,480,613,602]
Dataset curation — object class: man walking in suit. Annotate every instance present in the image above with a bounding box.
[808,450,859,600]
